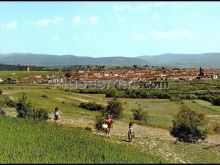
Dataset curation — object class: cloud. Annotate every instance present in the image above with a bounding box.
[52,35,60,42]
[32,16,64,27]
[0,20,18,30]
[73,16,81,25]
[151,29,192,39]
[89,16,99,25]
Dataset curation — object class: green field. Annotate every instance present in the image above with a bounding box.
[0,71,54,79]
[1,84,220,163]
[0,117,163,163]
[2,85,220,129]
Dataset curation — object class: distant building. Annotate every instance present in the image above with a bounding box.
[27,66,30,71]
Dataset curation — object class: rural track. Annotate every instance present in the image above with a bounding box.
[4,108,220,163]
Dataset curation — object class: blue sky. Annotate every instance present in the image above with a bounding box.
[0,1,220,57]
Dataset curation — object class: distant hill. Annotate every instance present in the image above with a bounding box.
[0,53,220,68]
[0,53,148,66]
[138,53,220,68]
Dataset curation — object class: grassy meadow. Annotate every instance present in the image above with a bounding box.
[1,84,220,130]
[0,116,163,163]
[0,71,54,79]
[1,83,220,163]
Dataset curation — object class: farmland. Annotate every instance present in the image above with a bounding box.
[0,71,54,79]
[1,83,220,163]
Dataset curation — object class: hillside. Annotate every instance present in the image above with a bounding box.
[0,117,163,163]
[0,53,147,66]
[1,53,220,68]
[138,53,220,68]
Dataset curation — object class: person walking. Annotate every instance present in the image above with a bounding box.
[105,114,113,138]
[53,107,60,123]
[128,122,135,142]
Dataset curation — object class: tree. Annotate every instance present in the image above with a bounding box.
[101,99,123,119]
[16,94,48,120]
[170,105,208,143]
[213,96,220,106]
[16,94,33,118]
[65,72,71,78]
[131,104,149,123]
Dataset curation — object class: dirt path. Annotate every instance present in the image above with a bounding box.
[3,106,220,163]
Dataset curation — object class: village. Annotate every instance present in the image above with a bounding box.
[0,66,219,86]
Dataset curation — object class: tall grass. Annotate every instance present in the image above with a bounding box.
[0,116,164,163]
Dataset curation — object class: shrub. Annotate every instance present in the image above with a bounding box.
[0,90,2,95]
[213,96,220,106]
[16,94,34,118]
[95,114,105,131]
[131,105,149,123]
[101,99,123,119]
[79,101,105,111]
[0,101,5,116]
[41,94,48,98]
[213,122,220,134]
[5,97,17,107]
[31,108,49,121]
[170,105,208,143]
[16,94,48,121]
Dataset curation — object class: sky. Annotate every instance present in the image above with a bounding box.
[0,1,220,57]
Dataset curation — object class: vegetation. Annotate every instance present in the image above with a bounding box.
[65,72,71,78]
[131,105,149,123]
[101,99,123,119]
[95,114,106,131]
[16,94,49,121]
[0,101,5,116]
[79,101,105,111]
[41,94,48,98]
[0,117,163,163]
[4,97,17,107]
[170,105,208,143]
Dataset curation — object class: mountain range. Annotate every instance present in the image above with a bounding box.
[0,53,220,68]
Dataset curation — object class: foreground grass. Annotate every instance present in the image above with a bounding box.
[0,117,164,163]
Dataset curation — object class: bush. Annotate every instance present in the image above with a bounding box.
[131,105,149,123]
[41,94,48,98]
[31,108,49,121]
[16,94,34,118]
[101,99,123,119]
[5,97,17,107]
[213,96,220,106]
[0,90,2,95]
[95,114,105,131]
[213,122,220,134]
[0,101,5,116]
[16,94,48,121]
[79,101,105,111]
[170,105,208,143]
